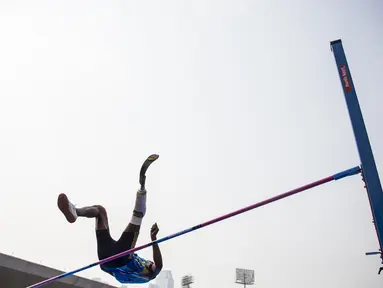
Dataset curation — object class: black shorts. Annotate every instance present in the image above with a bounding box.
[96,229,139,269]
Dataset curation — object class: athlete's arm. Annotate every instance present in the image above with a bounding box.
[151,223,163,273]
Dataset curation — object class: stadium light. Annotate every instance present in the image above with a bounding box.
[181,274,194,288]
[235,268,255,288]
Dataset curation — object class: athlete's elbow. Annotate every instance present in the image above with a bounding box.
[154,262,163,272]
[157,262,163,271]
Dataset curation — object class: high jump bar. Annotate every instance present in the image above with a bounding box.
[27,166,361,288]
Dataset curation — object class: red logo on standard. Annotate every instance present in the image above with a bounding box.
[339,64,352,92]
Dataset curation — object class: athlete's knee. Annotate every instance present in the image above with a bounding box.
[93,205,108,218]
[93,205,109,229]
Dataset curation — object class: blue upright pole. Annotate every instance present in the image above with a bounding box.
[330,39,383,262]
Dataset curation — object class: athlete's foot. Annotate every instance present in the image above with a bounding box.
[57,193,78,223]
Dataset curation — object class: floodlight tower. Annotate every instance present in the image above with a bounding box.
[235,268,255,288]
[181,274,194,288]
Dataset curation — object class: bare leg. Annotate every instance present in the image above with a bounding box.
[78,205,109,230]
[57,193,109,230]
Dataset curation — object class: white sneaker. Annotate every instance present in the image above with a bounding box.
[57,193,78,223]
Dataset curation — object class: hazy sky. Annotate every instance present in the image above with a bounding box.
[1,1,383,287]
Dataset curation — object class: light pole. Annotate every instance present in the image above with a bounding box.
[235,268,255,288]
[181,275,194,288]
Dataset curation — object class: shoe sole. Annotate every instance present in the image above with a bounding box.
[57,193,76,223]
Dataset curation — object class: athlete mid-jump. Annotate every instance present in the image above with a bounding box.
[57,154,163,284]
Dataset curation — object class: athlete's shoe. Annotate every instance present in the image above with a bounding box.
[57,193,78,223]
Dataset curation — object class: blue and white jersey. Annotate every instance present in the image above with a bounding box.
[101,254,158,284]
